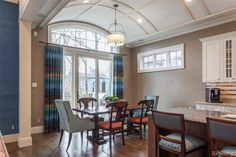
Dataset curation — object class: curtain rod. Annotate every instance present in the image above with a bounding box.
[38,41,127,57]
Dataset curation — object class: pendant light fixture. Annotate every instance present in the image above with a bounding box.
[107,4,125,47]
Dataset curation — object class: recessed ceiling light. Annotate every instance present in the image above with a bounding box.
[83,0,89,3]
[185,0,192,2]
[137,18,143,23]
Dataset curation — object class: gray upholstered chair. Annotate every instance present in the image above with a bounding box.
[207,117,236,157]
[55,100,95,151]
[152,110,206,157]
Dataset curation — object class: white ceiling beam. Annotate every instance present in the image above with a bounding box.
[197,0,211,15]
[113,0,159,31]
[73,0,102,19]
[178,0,195,20]
[39,0,71,28]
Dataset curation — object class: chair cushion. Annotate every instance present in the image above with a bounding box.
[159,133,206,153]
[221,146,236,156]
[128,117,148,124]
[97,122,122,130]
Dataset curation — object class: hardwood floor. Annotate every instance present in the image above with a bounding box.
[6,132,148,157]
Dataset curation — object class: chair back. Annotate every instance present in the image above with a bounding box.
[55,100,78,132]
[144,95,159,109]
[106,101,128,128]
[138,99,154,118]
[207,117,236,144]
[152,110,185,153]
[77,97,97,109]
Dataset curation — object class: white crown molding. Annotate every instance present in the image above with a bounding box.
[3,0,18,4]
[126,7,236,48]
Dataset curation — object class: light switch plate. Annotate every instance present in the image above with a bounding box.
[32,82,37,88]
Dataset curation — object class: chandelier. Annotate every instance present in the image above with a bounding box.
[107,4,125,47]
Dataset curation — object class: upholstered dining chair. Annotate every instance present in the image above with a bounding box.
[207,117,236,157]
[152,110,206,157]
[97,101,128,147]
[127,99,154,139]
[55,100,95,151]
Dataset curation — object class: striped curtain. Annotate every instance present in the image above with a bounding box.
[44,46,63,133]
[113,55,123,99]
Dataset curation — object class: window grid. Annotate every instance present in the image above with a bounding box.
[138,44,184,73]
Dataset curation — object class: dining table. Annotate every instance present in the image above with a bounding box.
[73,103,142,144]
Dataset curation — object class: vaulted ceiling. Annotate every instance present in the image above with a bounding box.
[20,0,236,47]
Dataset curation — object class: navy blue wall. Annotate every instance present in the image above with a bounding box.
[0,1,19,135]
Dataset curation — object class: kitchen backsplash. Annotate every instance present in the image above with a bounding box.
[207,82,236,101]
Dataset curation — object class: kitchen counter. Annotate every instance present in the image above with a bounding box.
[196,101,236,107]
[148,107,236,157]
[0,132,9,157]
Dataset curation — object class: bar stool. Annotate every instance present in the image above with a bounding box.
[207,117,236,157]
[152,110,207,157]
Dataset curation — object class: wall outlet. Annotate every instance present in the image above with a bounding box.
[11,125,15,130]
[33,31,38,37]
[32,82,37,88]
[37,119,41,123]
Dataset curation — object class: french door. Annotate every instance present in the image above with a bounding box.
[63,50,113,107]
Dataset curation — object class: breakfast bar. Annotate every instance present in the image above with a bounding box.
[148,107,236,157]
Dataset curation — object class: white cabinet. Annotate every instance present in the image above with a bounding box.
[222,37,235,81]
[202,40,221,82]
[201,31,236,82]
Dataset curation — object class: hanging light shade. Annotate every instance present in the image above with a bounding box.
[107,4,125,47]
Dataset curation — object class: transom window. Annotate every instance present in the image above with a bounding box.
[138,44,184,73]
[48,22,118,53]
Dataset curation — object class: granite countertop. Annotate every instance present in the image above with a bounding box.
[157,107,236,124]
[196,101,236,107]
[0,132,9,157]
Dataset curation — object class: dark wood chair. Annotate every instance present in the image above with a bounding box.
[144,95,159,109]
[97,101,128,147]
[77,97,97,110]
[152,110,206,157]
[207,117,236,157]
[127,99,154,139]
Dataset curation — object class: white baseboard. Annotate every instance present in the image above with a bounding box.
[17,137,32,148]
[2,134,19,144]
[31,126,44,134]
[2,125,44,144]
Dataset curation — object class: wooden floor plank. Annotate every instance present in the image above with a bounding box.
[6,132,148,157]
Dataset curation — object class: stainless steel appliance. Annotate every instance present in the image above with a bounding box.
[205,88,221,103]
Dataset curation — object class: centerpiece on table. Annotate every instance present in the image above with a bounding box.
[105,96,119,104]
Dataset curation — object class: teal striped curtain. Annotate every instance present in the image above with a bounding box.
[44,46,63,133]
[113,55,123,99]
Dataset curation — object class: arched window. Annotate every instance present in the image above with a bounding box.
[48,22,117,53]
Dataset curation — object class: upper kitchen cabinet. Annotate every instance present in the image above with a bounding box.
[200,31,236,82]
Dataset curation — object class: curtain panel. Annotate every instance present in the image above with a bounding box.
[113,55,124,99]
[44,45,63,133]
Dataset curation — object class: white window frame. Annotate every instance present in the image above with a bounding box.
[137,44,185,73]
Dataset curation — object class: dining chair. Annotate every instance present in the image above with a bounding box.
[55,100,95,151]
[97,101,128,147]
[77,97,97,110]
[127,99,154,139]
[152,110,206,157]
[207,117,236,157]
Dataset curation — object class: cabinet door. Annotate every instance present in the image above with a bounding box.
[202,40,221,82]
[223,37,235,81]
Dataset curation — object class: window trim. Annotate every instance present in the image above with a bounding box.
[137,44,185,73]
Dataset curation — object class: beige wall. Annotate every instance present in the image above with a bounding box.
[31,27,48,127]
[130,21,236,109]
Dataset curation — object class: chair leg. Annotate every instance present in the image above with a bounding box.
[139,125,142,139]
[66,133,72,152]
[58,130,64,146]
[122,128,125,145]
[144,124,146,133]
[109,131,112,148]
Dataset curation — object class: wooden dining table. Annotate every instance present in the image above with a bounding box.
[73,104,142,144]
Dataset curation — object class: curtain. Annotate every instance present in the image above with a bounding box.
[113,55,123,99]
[44,45,63,133]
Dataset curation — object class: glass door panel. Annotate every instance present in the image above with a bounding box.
[63,55,73,103]
[98,59,112,103]
[78,57,96,98]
